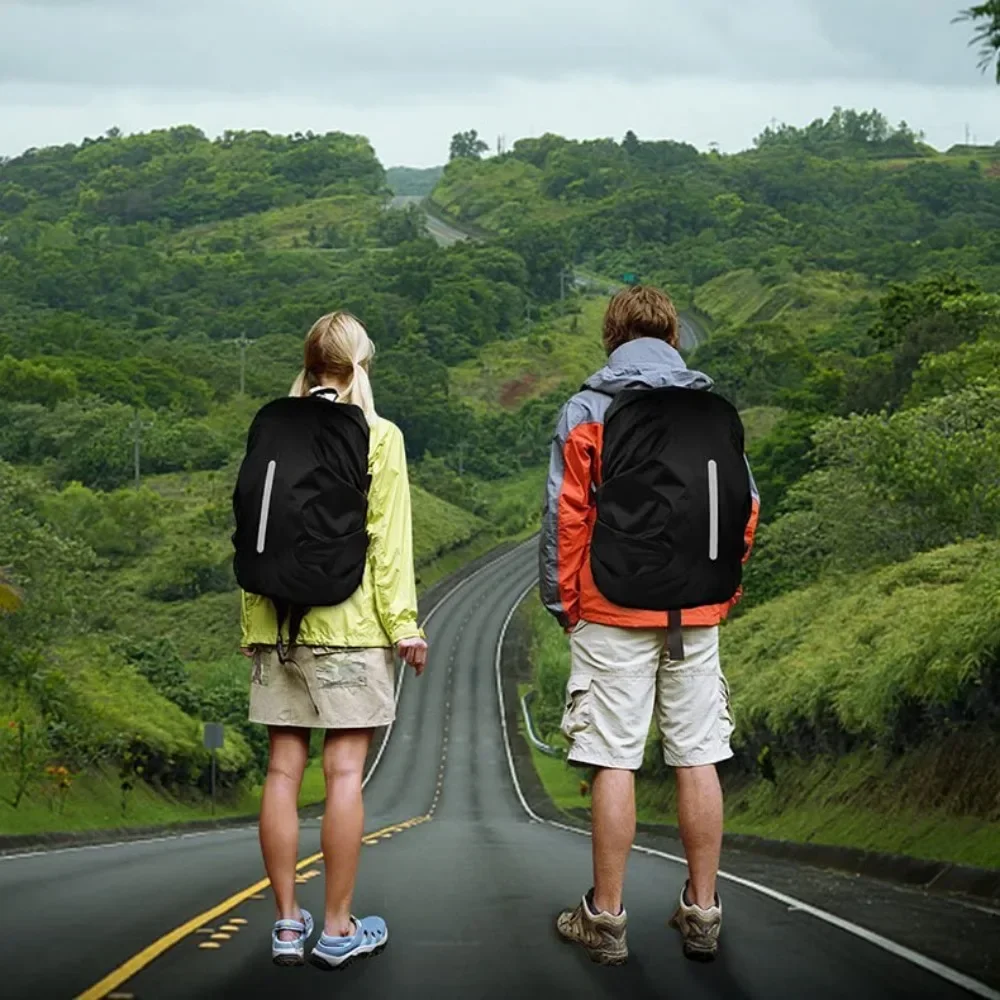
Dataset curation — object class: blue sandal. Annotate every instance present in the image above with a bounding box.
[271,909,314,966]
[310,915,389,970]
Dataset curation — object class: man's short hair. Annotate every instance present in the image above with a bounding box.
[603,285,679,355]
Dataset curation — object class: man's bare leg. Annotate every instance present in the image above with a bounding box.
[676,764,723,907]
[591,767,636,915]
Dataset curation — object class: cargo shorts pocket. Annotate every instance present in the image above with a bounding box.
[314,650,369,689]
[560,676,593,741]
[251,649,267,686]
[719,674,735,736]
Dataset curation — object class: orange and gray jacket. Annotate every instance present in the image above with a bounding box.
[539,337,761,631]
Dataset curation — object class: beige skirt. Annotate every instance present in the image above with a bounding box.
[248,645,397,730]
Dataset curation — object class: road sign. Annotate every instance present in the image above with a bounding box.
[203,722,225,750]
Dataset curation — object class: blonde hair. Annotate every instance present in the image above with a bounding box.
[290,311,377,423]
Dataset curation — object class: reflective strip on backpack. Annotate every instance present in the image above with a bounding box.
[257,460,277,554]
[708,459,719,562]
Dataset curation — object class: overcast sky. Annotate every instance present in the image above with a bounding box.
[1,1,996,166]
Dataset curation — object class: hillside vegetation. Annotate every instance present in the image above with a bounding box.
[0,126,572,834]
[4,111,999,860]
[439,110,1000,866]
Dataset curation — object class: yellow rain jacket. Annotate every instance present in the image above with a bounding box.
[240,416,423,649]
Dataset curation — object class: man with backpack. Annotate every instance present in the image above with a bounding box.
[539,285,759,966]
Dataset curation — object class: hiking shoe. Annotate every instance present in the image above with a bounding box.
[669,883,721,962]
[271,909,314,966]
[556,891,628,966]
[310,915,388,970]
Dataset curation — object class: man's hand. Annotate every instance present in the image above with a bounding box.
[397,637,428,676]
[239,646,254,658]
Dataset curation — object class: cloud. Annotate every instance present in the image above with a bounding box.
[0,0,995,163]
[1,0,986,94]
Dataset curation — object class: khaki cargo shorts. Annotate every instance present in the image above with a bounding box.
[248,645,396,730]
[561,621,734,770]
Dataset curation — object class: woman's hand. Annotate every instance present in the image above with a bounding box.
[397,637,428,676]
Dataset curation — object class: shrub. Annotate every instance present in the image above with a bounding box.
[145,540,234,602]
[0,689,51,808]
[724,540,1000,752]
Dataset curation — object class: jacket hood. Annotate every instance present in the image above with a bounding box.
[583,338,713,396]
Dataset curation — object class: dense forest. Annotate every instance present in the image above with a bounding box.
[2,112,999,858]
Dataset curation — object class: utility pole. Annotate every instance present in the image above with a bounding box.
[559,268,575,310]
[561,268,573,303]
[131,408,144,490]
[225,334,255,396]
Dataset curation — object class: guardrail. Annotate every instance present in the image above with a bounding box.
[520,689,564,758]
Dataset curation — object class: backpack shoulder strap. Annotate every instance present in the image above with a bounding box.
[667,609,685,662]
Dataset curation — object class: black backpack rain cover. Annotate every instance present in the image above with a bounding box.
[591,387,752,614]
[232,393,370,646]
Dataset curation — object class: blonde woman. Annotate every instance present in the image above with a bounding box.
[239,311,427,969]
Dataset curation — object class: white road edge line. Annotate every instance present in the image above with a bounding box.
[493,577,1000,1000]
[1,540,535,864]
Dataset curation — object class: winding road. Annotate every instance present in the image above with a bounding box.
[390,195,706,350]
[1,542,997,999]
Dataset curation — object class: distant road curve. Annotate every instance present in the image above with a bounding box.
[390,195,467,248]
[388,196,705,350]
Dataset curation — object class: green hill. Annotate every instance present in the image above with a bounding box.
[0,127,559,836]
[444,113,1000,868]
[0,452,489,836]
[5,114,1000,864]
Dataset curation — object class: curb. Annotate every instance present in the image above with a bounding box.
[499,602,1000,904]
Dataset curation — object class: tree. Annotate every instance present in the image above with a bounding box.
[0,357,77,405]
[449,130,489,161]
[955,2,1000,81]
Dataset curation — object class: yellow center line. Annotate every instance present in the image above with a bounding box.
[75,815,430,1000]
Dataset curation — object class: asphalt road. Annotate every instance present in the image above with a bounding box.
[1,542,995,999]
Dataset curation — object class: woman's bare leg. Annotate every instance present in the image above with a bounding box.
[259,725,310,939]
[321,728,374,936]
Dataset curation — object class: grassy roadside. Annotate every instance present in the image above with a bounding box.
[0,522,521,841]
[518,600,1000,871]
[0,761,326,838]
